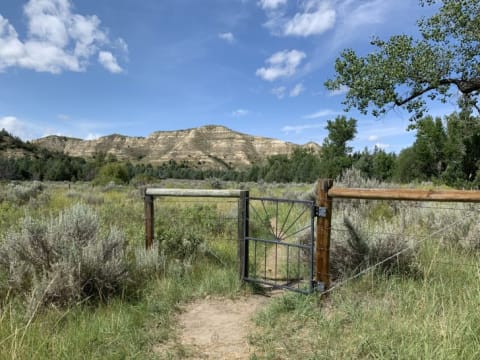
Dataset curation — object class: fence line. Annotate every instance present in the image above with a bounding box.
[143,181,480,296]
[333,198,480,210]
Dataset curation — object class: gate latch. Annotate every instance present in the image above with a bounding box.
[314,206,327,218]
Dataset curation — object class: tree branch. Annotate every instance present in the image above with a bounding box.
[394,85,437,106]
[394,78,480,107]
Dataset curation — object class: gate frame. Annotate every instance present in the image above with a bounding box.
[143,188,249,278]
[242,195,318,294]
[143,182,332,293]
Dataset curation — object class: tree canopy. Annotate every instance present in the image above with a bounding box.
[325,0,480,122]
[319,116,357,178]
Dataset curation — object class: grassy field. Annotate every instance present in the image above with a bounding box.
[0,178,479,359]
[251,242,480,359]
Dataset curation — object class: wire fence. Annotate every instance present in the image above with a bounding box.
[146,187,480,296]
[321,197,480,296]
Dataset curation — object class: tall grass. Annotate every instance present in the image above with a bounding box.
[251,241,480,359]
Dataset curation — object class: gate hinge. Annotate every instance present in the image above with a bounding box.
[314,206,327,218]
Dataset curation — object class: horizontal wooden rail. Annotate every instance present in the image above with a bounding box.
[145,188,244,198]
[328,187,480,203]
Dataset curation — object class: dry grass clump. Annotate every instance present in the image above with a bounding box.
[330,217,418,280]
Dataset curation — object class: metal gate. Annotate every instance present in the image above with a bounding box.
[242,196,317,294]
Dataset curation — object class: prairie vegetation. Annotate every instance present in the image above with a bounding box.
[0,174,479,358]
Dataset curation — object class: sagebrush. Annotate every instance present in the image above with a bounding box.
[0,203,141,308]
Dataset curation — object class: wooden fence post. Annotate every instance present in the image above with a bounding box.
[145,194,154,250]
[238,190,249,279]
[316,179,333,292]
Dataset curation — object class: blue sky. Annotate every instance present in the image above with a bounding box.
[0,0,459,153]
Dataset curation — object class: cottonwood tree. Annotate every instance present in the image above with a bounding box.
[319,116,357,178]
[393,112,480,184]
[325,0,480,123]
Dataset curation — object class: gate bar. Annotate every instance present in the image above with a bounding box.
[144,194,154,250]
[238,190,249,279]
[145,188,244,198]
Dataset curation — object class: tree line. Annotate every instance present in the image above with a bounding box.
[2,110,480,188]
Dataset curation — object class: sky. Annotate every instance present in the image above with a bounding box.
[0,0,460,153]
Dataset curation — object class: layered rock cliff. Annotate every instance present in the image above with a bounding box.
[33,125,320,168]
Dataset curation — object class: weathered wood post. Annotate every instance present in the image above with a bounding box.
[144,192,154,250]
[316,179,333,292]
[238,190,249,279]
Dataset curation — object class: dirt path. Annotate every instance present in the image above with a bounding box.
[155,295,273,359]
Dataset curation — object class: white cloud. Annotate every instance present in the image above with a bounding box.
[272,86,286,99]
[57,114,70,120]
[218,32,235,43]
[0,115,72,140]
[115,38,129,53]
[282,123,325,134]
[0,116,34,139]
[98,51,122,73]
[256,49,306,81]
[284,1,336,37]
[0,114,139,141]
[304,109,338,119]
[258,0,287,10]
[289,83,305,97]
[360,126,409,140]
[259,0,336,37]
[344,0,389,28]
[86,133,101,140]
[231,109,249,117]
[0,0,126,74]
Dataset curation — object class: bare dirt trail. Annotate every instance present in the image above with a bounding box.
[154,294,275,359]
[178,296,270,359]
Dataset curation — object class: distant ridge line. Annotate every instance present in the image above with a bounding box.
[32,124,321,168]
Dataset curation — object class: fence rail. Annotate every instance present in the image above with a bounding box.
[145,188,244,198]
[328,187,480,202]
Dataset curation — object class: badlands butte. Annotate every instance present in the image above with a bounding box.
[33,125,321,168]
